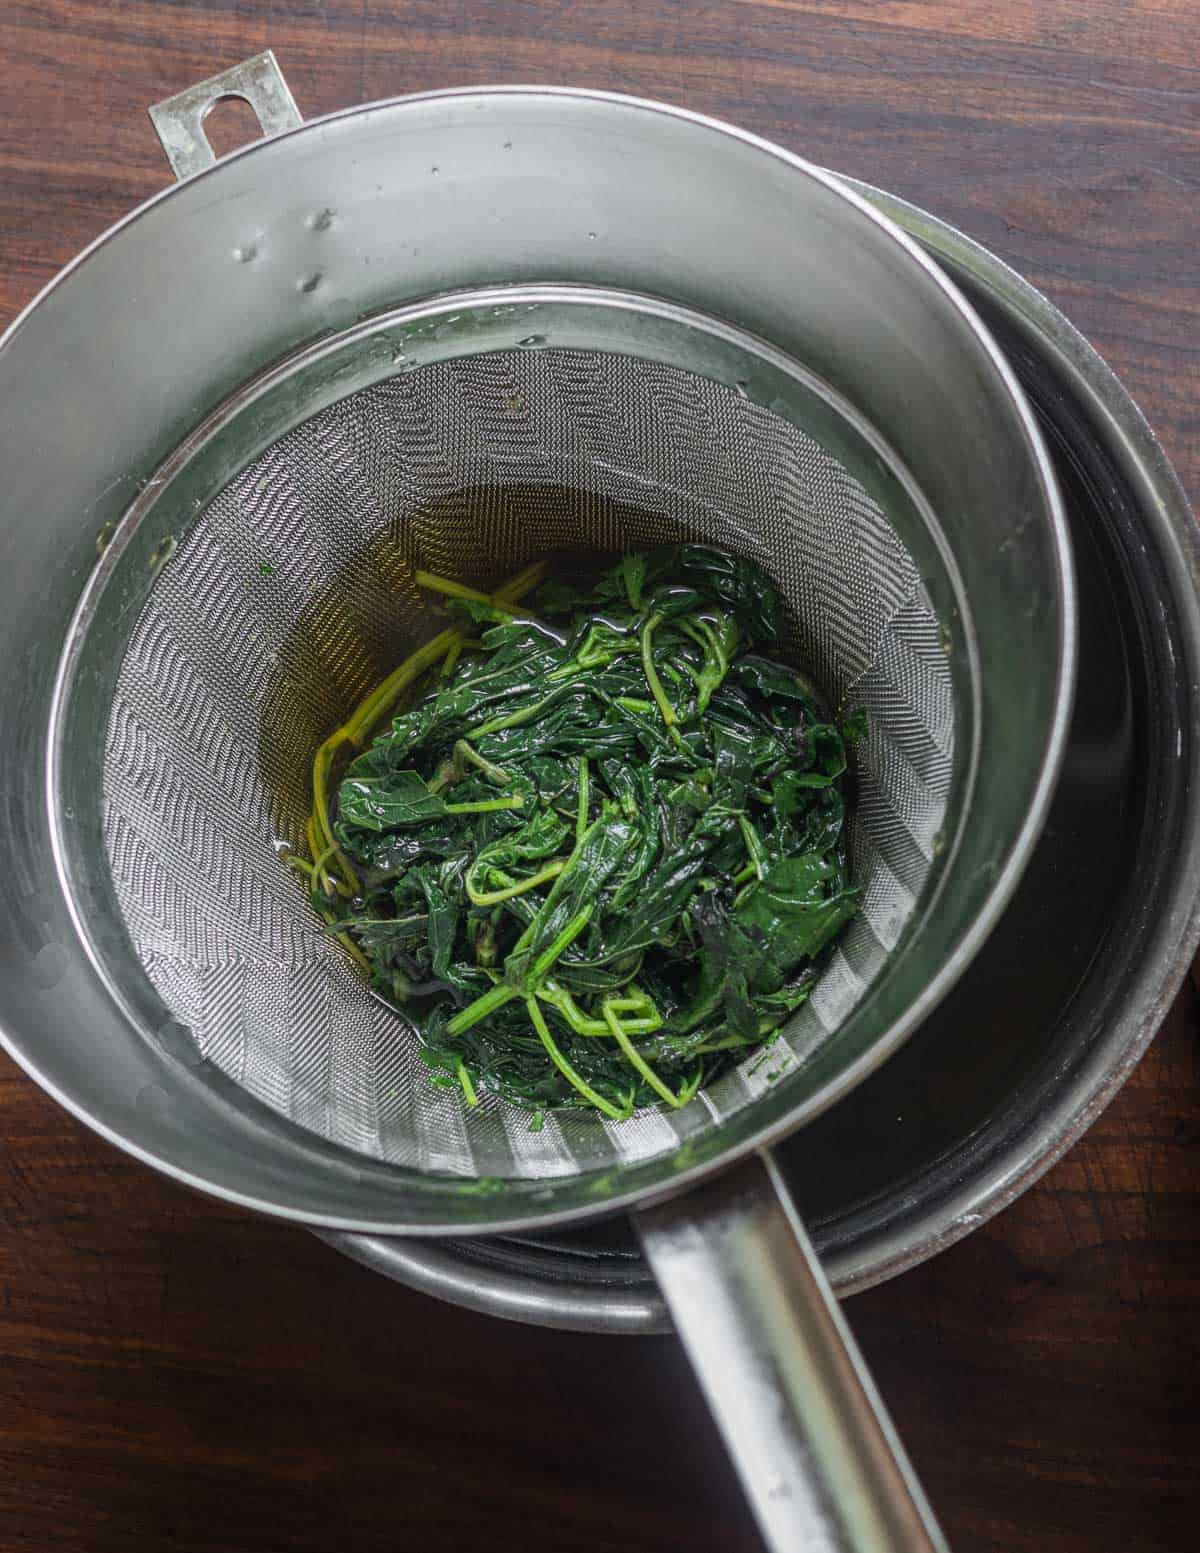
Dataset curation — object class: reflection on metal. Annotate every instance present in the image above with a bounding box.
[637,1153,947,1553]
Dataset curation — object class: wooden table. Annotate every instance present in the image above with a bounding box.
[2,5,1197,1550]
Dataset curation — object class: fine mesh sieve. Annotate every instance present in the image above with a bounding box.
[99,319,954,1180]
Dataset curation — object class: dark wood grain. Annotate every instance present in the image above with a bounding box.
[1,5,1198,1551]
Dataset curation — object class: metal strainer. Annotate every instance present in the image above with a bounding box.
[0,59,1074,1553]
[104,325,953,1179]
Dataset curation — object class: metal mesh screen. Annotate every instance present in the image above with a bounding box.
[102,347,953,1178]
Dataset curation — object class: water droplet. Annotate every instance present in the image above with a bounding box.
[502,140,513,151]
[95,520,116,556]
[430,164,440,175]
[308,207,335,231]
[148,534,177,570]
[156,1019,204,1066]
[30,943,68,991]
[734,379,750,399]
[518,334,547,349]
[233,241,258,263]
[297,272,322,294]
[135,1082,171,1117]
[391,346,407,366]
[587,231,597,241]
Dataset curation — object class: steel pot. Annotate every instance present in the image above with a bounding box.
[326,180,1200,1329]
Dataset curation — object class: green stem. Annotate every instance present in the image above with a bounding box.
[467,691,558,741]
[527,906,593,986]
[737,814,767,883]
[455,1061,479,1107]
[313,907,372,974]
[344,628,462,747]
[414,571,534,618]
[675,1065,705,1105]
[447,980,520,1037]
[640,613,677,728]
[602,1000,686,1108]
[415,567,548,625]
[429,738,512,796]
[455,739,511,785]
[444,793,525,815]
[439,637,464,681]
[576,757,589,846]
[465,858,566,908]
[491,559,548,604]
[537,982,662,1037]
[526,997,629,1121]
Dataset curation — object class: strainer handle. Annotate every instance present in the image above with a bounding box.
[148,50,303,181]
[635,1150,948,1553]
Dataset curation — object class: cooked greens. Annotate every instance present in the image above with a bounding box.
[294,546,859,1121]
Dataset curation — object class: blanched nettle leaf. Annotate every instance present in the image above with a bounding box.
[663,778,712,814]
[705,684,795,763]
[645,583,708,621]
[333,912,430,955]
[642,545,782,642]
[523,754,580,808]
[431,649,564,725]
[620,552,647,609]
[755,968,818,1019]
[605,774,661,910]
[416,867,461,986]
[764,787,846,859]
[344,702,445,779]
[665,892,756,1033]
[338,770,449,831]
[465,809,572,905]
[597,756,640,818]
[735,853,860,963]
[770,724,847,804]
[478,703,638,764]
[708,722,758,810]
[350,828,467,879]
[791,723,848,788]
[583,834,714,964]
[554,617,638,675]
[445,601,568,645]
[529,577,596,617]
[729,654,822,712]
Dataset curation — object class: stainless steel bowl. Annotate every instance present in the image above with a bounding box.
[323,179,1200,1331]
